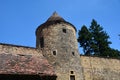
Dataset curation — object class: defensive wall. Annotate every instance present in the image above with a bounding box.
[0,43,120,80]
[80,56,120,80]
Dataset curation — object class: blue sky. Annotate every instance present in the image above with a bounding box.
[0,0,120,53]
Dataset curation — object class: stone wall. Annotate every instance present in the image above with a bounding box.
[36,21,84,80]
[80,56,120,80]
[0,43,39,55]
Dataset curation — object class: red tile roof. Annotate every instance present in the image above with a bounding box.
[0,53,55,76]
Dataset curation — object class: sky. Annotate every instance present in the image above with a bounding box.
[0,0,120,54]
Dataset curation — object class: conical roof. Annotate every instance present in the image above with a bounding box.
[47,12,65,21]
[36,12,77,35]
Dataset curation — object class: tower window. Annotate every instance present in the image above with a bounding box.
[70,71,74,74]
[40,37,44,48]
[53,51,56,55]
[63,29,66,33]
[70,75,75,80]
[72,52,75,56]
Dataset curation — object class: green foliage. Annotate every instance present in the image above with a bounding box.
[106,48,120,58]
[78,25,92,55]
[89,19,111,56]
[78,19,120,58]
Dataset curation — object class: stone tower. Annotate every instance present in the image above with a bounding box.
[36,12,84,80]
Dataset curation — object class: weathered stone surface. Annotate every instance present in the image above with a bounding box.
[80,56,120,80]
[0,12,120,80]
[36,12,84,80]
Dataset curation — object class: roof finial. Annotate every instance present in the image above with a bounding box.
[52,11,59,17]
[47,11,65,21]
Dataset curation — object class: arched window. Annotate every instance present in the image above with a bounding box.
[40,37,44,48]
[53,51,57,56]
[72,52,75,56]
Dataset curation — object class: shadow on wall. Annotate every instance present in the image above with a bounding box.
[0,74,57,80]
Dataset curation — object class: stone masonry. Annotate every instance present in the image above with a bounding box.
[36,12,84,80]
[0,12,120,80]
[80,56,120,80]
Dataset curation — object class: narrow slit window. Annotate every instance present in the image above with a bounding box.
[40,37,44,48]
[70,71,74,74]
[53,51,56,55]
[63,29,66,33]
[70,75,75,80]
[72,52,75,56]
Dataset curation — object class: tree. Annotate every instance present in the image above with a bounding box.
[107,48,120,58]
[78,19,120,58]
[89,19,111,56]
[78,25,92,55]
